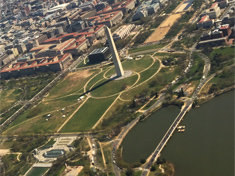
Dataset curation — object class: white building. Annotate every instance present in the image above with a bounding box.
[113,24,135,41]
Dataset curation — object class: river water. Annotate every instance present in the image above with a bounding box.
[122,90,234,175]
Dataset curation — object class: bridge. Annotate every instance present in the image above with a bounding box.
[141,99,193,176]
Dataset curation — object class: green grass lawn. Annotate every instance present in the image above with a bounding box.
[210,46,235,58]
[90,74,138,97]
[48,69,99,98]
[0,89,23,112]
[4,104,80,135]
[27,167,50,176]
[40,139,56,149]
[0,140,14,149]
[6,94,80,130]
[60,96,117,132]
[85,69,106,91]
[103,143,113,173]
[128,44,166,54]
[186,52,204,79]
[0,104,22,125]
[137,59,160,83]
[105,56,153,77]
[120,67,177,100]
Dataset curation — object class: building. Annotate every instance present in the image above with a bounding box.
[1,53,73,79]
[87,11,123,27]
[15,44,27,54]
[132,9,148,21]
[132,0,160,21]
[197,15,214,28]
[112,24,135,41]
[47,3,70,15]
[200,32,211,41]
[219,24,231,36]
[64,39,89,55]
[207,2,221,19]
[96,0,136,15]
[95,2,108,12]
[218,0,228,9]
[147,3,160,15]
[0,53,14,67]
[211,29,223,39]
[88,47,111,63]
[34,39,76,58]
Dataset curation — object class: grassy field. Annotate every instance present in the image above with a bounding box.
[137,60,160,83]
[40,139,56,149]
[6,94,80,128]
[186,52,204,79]
[105,57,153,77]
[103,143,113,173]
[0,104,22,125]
[85,69,106,91]
[48,69,99,98]
[210,46,235,58]
[90,74,138,97]
[60,96,117,132]
[27,167,49,176]
[121,67,177,100]
[128,44,166,54]
[0,89,23,112]
[4,103,80,135]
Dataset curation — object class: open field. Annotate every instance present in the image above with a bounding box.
[60,96,117,132]
[48,69,99,99]
[128,44,167,54]
[105,56,153,77]
[4,103,81,135]
[120,66,176,100]
[6,94,80,127]
[144,14,182,43]
[3,52,181,134]
[0,89,23,112]
[91,74,139,97]
[209,46,235,58]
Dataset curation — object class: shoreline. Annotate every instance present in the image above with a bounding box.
[196,85,235,106]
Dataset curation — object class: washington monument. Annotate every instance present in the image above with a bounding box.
[105,26,124,77]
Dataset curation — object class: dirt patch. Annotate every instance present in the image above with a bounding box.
[0,149,10,156]
[185,86,195,96]
[67,70,92,81]
[144,13,182,43]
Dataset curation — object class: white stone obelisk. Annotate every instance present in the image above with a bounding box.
[105,26,124,77]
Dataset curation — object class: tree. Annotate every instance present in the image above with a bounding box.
[150,165,156,171]
[125,167,134,176]
[177,88,184,98]
[140,158,146,164]
[208,84,219,94]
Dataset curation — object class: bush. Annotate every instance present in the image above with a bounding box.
[26,107,42,118]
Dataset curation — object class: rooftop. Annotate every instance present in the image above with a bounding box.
[89,47,109,55]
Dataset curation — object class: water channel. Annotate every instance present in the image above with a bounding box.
[122,90,234,175]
